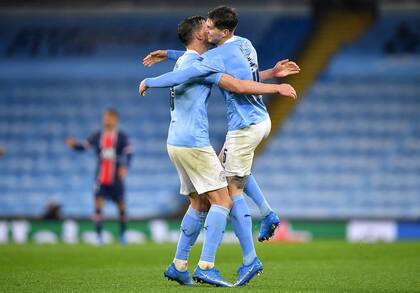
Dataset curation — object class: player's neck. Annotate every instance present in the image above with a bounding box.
[104,127,116,133]
[218,33,234,46]
[187,40,207,55]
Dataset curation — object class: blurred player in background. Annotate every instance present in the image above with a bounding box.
[65,108,133,245]
[0,147,5,157]
[140,5,300,286]
[142,16,296,287]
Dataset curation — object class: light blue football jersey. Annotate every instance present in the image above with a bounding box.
[193,36,269,131]
[166,50,222,148]
[146,36,269,131]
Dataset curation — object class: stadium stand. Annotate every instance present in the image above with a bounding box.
[252,13,420,219]
[0,11,311,218]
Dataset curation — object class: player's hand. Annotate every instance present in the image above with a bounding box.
[139,80,147,96]
[118,166,128,178]
[65,137,77,148]
[272,59,300,78]
[143,50,168,67]
[275,83,297,99]
[0,147,5,157]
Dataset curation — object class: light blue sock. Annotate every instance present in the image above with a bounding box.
[200,204,229,263]
[175,206,207,261]
[244,174,273,217]
[230,194,257,265]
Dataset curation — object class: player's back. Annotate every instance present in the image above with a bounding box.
[200,36,268,131]
[167,50,217,148]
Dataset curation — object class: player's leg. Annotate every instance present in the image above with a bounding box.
[221,133,257,268]
[244,118,280,241]
[167,145,232,287]
[244,173,279,242]
[220,139,277,240]
[220,117,279,242]
[173,192,209,273]
[112,181,127,244]
[227,175,258,264]
[193,186,232,287]
[165,145,210,285]
[244,173,274,218]
[93,189,105,244]
[116,200,127,244]
[221,119,274,285]
[198,187,232,269]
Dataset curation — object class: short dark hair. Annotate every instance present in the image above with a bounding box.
[208,6,238,32]
[105,108,119,119]
[177,16,206,46]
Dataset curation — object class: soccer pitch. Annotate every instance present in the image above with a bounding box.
[0,242,419,292]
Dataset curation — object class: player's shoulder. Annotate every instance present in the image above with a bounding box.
[205,36,254,56]
[234,35,251,43]
[233,35,256,55]
[225,35,253,47]
[117,130,129,139]
[177,51,201,68]
[202,45,224,58]
[87,130,101,145]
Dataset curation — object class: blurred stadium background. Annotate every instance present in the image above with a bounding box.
[0,0,419,245]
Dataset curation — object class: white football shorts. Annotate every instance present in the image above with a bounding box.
[167,144,227,195]
[221,117,271,177]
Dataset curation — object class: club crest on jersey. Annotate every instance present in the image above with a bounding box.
[101,148,116,160]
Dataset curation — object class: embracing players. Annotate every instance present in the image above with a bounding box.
[140,7,299,287]
[65,108,133,245]
[140,6,300,286]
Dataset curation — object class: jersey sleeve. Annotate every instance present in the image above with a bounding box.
[145,66,206,88]
[192,54,225,75]
[73,131,99,151]
[87,132,100,148]
[202,73,223,85]
[145,54,226,88]
[167,50,185,60]
[120,133,133,167]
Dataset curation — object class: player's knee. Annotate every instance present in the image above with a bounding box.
[227,175,248,190]
[198,197,211,212]
[223,196,233,210]
[95,197,104,209]
[188,192,202,210]
[206,186,232,209]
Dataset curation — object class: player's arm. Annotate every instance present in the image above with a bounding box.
[139,66,208,96]
[65,132,97,151]
[118,134,133,178]
[142,50,185,67]
[218,74,297,99]
[259,59,301,81]
[65,137,88,151]
[139,55,224,96]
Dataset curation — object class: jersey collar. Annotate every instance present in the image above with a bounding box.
[224,35,237,44]
[185,49,199,55]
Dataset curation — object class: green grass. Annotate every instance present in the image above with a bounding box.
[0,242,419,292]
